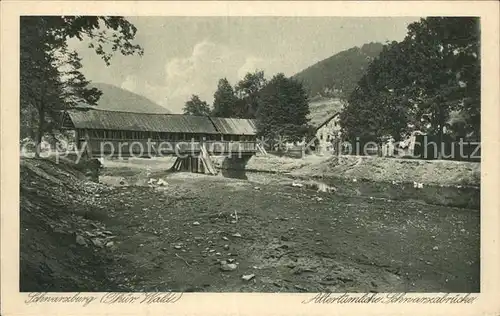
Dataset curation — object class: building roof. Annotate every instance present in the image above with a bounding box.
[209,117,257,136]
[308,97,344,128]
[61,108,257,136]
[315,113,340,131]
[62,108,219,134]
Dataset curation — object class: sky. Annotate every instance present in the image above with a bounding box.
[70,17,421,113]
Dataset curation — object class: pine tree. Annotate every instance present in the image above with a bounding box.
[235,70,267,118]
[212,78,238,117]
[256,73,310,147]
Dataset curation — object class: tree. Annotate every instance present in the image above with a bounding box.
[340,41,412,142]
[340,17,480,152]
[212,78,238,117]
[20,16,143,157]
[404,17,480,146]
[183,95,211,116]
[235,70,267,118]
[256,73,310,147]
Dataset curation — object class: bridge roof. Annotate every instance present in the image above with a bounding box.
[63,108,219,134]
[62,108,257,135]
[209,117,257,136]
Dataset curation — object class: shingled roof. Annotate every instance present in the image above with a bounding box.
[61,108,257,136]
[208,117,257,136]
[308,97,344,128]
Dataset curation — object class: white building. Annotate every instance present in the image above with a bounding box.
[314,113,341,155]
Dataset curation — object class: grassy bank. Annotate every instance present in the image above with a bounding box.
[214,154,480,187]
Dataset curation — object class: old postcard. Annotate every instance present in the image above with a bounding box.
[1,1,499,315]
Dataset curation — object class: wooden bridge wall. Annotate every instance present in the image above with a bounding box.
[79,136,257,157]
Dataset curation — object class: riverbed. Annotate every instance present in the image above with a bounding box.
[96,161,480,292]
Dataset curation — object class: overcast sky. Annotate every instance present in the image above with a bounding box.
[70,17,420,113]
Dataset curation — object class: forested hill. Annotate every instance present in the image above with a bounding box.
[292,42,384,98]
[89,83,171,114]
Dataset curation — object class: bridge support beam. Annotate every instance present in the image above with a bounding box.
[171,155,217,175]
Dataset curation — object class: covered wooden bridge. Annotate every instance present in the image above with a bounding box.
[61,107,263,174]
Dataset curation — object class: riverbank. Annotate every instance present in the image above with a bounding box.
[213,154,481,187]
[94,154,480,209]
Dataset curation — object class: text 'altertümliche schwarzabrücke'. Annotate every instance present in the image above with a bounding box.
[302,292,478,304]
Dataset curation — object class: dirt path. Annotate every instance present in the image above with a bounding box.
[95,172,480,293]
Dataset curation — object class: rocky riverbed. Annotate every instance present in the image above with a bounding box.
[20,158,480,292]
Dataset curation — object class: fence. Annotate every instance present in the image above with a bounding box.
[339,135,480,162]
[413,135,480,162]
